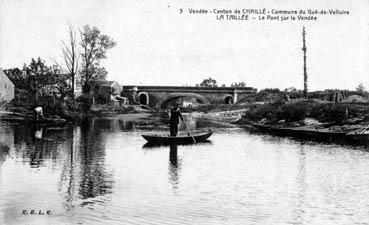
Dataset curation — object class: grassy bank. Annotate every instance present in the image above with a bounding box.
[180,104,251,123]
[0,103,154,125]
[236,99,369,126]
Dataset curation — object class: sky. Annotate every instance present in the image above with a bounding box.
[0,0,369,91]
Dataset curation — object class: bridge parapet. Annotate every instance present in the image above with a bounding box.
[122,85,256,108]
[123,85,255,93]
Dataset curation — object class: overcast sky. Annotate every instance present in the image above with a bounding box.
[1,0,368,91]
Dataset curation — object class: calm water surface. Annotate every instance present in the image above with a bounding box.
[1,113,369,225]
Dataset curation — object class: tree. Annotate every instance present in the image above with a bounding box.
[284,87,297,92]
[51,68,71,99]
[79,25,116,94]
[231,82,246,87]
[5,58,69,105]
[356,83,366,94]
[199,77,217,87]
[61,23,80,98]
[23,58,57,104]
[3,67,27,90]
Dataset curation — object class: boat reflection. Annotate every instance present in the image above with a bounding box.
[142,140,212,148]
[142,141,212,190]
[168,145,180,190]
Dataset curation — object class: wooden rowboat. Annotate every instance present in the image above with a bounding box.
[251,123,369,144]
[142,130,214,145]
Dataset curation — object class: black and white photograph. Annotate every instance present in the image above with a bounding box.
[0,0,369,224]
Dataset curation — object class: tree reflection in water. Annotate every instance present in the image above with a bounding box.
[78,119,114,203]
[294,144,306,224]
[0,142,10,163]
[3,118,118,211]
[0,122,13,164]
[59,126,78,211]
[58,118,114,210]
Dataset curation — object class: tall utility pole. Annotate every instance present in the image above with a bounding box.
[302,26,308,98]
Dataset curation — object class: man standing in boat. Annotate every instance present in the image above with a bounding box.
[169,106,184,137]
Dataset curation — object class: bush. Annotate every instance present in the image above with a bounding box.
[243,101,284,123]
[241,100,369,124]
[277,101,309,122]
[76,94,93,114]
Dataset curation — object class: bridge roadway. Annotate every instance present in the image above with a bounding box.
[122,85,256,108]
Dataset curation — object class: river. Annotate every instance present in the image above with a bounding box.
[0,113,369,225]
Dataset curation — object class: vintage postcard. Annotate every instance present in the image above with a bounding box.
[1,0,369,224]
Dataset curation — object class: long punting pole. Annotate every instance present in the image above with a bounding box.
[302,26,308,98]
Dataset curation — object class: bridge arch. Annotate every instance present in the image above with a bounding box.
[137,92,149,105]
[223,95,234,104]
[159,92,210,109]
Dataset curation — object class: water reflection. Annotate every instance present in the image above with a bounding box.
[56,120,115,211]
[0,119,115,211]
[141,144,184,190]
[2,116,369,225]
[30,127,44,167]
[58,126,79,211]
[78,119,114,202]
[143,141,212,192]
[294,144,306,224]
[168,145,181,190]
[0,123,12,164]
[0,142,10,163]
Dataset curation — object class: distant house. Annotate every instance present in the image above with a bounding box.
[0,69,15,103]
[95,80,126,105]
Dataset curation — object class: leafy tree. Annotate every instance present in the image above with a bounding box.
[231,82,246,87]
[23,58,57,103]
[79,25,116,94]
[5,58,70,104]
[199,77,217,87]
[261,88,281,93]
[52,71,71,99]
[356,83,366,93]
[3,67,26,90]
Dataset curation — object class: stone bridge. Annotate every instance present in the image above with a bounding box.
[122,85,256,108]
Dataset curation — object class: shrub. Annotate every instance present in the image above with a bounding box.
[277,102,310,122]
[76,94,93,113]
[241,100,369,124]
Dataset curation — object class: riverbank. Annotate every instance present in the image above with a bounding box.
[190,108,249,123]
[0,106,68,126]
[90,104,155,116]
[181,104,251,123]
[0,104,154,126]
[6,98,368,129]
[235,99,369,128]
